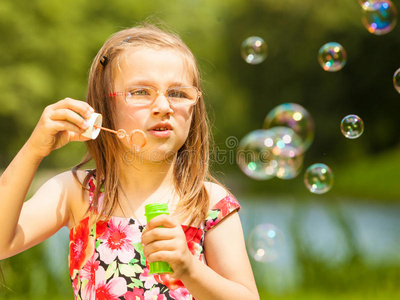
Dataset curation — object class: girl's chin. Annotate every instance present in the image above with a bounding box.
[120,147,178,165]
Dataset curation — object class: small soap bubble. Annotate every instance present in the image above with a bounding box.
[304,163,334,194]
[341,115,364,139]
[393,68,400,94]
[318,42,347,72]
[247,224,285,263]
[263,103,314,152]
[241,36,268,65]
[361,0,397,35]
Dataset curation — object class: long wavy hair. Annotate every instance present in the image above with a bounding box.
[72,23,220,227]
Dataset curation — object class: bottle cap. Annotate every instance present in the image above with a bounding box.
[145,203,169,222]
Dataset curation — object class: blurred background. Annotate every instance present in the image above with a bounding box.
[0,0,399,299]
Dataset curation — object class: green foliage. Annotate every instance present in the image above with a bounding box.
[1,0,399,169]
[0,242,73,299]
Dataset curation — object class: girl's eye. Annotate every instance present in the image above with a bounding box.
[126,87,153,99]
[168,89,187,99]
[131,89,150,96]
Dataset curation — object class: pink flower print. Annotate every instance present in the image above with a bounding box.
[89,192,105,214]
[80,253,100,300]
[169,287,191,299]
[205,215,219,231]
[154,273,184,291]
[139,267,158,289]
[94,266,127,299]
[144,287,166,300]
[80,252,100,281]
[125,288,145,300]
[97,218,139,264]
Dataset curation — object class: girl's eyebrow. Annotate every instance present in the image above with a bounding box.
[126,79,190,87]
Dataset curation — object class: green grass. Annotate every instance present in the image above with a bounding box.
[259,289,400,300]
[332,147,400,201]
[222,147,400,202]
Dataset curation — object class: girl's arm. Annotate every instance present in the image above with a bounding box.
[142,186,260,300]
[0,98,93,259]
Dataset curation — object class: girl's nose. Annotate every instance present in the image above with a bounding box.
[151,93,173,116]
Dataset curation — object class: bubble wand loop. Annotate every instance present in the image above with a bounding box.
[82,113,147,151]
[93,124,147,151]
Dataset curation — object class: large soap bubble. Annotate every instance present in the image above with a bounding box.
[266,127,304,180]
[247,223,285,263]
[236,129,277,180]
[237,128,304,180]
[393,68,400,94]
[361,0,398,35]
[263,103,314,152]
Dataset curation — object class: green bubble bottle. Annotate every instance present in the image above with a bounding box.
[144,203,173,274]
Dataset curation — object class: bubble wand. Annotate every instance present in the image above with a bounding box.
[82,113,147,151]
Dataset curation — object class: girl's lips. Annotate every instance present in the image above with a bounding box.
[148,129,172,138]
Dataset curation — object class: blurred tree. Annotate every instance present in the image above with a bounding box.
[1,0,400,298]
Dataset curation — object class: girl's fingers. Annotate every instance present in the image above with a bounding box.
[51,98,94,119]
[143,239,176,257]
[141,227,176,246]
[52,120,87,135]
[50,109,90,131]
[145,250,174,264]
[145,214,177,231]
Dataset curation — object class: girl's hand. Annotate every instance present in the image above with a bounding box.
[27,98,94,158]
[141,214,194,279]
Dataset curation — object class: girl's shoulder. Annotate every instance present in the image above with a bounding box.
[204,181,229,207]
[46,169,87,193]
[203,181,240,232]
[51,169,91,229]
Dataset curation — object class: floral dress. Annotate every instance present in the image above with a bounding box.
[69,173,240,300]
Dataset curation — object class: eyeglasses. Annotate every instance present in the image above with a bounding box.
[109,85,201,106]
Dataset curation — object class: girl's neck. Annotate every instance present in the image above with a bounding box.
[118,155,176,200]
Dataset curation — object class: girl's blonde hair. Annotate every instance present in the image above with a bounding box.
[73,23,220,227]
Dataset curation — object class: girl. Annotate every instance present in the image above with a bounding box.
[0,23,259,299]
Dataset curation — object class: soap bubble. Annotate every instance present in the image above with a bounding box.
[236,128,304,180]
[236,130,277,180]
[393,68,400,94]
[263,103,314,152]
[318,42,347,72]
[361,0,398,35]
[275,152,304,180]
[247,223,285,263]
[241,36,268,64]
[358,0,379,9]
[265,127,304,180]
[304,163,334,194]
[341,115,364,139]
